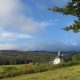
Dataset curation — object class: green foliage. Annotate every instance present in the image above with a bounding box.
[3,66,17,71]
[49,0,80,32]
[0,50,55,65]
[6,65,80,80]
[72,54,80,61]
[0,61,80,79]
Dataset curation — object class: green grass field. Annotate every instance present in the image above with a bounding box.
[6,65,80,80]
[0,64,26,70]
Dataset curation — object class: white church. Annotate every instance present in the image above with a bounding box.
[49,51,65,64]
[53,51,64,64]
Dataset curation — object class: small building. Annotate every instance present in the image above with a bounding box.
[49,51,69,65]
[53,51,63,64]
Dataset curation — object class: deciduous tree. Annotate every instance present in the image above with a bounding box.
[49,0,80,32]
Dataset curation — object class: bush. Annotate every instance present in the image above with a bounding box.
[3,66,17,72]
[0,74,4,79]
[23,64,34,74]
[0,61,80,79]
[33,64,48,72]
[53,61,80,70]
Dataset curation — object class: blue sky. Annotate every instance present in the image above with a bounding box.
[0,0,80,51]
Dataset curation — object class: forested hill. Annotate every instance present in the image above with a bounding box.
[0,50,79,65]
[0,50,56,57]
[0,50,56,65]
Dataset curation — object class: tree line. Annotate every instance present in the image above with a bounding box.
[0,50,55,65]
[0,50,79,65]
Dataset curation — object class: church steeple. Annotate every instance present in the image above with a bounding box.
[53,51,65,64]
[58,51,61,56]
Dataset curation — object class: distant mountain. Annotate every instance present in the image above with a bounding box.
[0,50,56,55]
[0,50,79,56]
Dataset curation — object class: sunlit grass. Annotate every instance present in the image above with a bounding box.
[6,65,80,80]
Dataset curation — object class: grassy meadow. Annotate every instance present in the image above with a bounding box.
[0,62,80,80]
[0,64,26,71]
[6,65,80,80]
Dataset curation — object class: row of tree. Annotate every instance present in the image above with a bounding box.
[0,51,55,65]
[0,50,79,65]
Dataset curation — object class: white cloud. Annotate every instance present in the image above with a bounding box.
[0,0,57,35]
[14,16,57,34]
[0,43,21,50]
[23,39,80,52]
[0,0,58,50]
[0,0,17,16]
[0,0,74,51]
[40,20,58,29]
[0,29,33,42]
[0,0,20,27]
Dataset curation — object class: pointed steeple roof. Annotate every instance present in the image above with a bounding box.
[58,51,61,56]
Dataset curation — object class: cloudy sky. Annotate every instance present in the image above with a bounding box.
[0,0,80,51]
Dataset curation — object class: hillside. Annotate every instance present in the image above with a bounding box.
[0,50,75,65]
[0,50,74,65]
[0,50,56,65]
[6,65,80,80]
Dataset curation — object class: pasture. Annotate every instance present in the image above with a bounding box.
[6,65,80,80]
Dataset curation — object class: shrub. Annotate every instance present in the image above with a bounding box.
[0,74,4,79]
[3,66,17,72]
[1,61,80,79]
